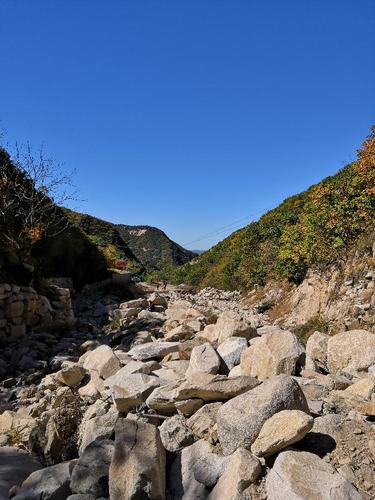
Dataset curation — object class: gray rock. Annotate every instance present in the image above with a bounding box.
[159,415,196,452]
[186,343,221,377]
[128,341,181,361]
[241,330,305,380]
[217,337,248,371]
[70,440,114,497]
[217,374,309,455]
[208,448,261,499]
[13,460,76,500]
[109,418,165,500]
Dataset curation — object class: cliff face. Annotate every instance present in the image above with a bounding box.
[244,242,375,335]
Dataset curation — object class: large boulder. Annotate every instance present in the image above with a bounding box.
[186,343,221,377]
[78,405,118,454]
[82,345,121,380]
[327,329,375,374]
[200,310,257,344]
[240,330,305,380]
[266,450,361,499]
[217,337,248,372]
[169,438,230,498]
[109,418,165,500]
[146,373,259,415]
[13,460,76,500]
[251,409,313,457]
[217,375,309,455]
[70,439,113,497]
[54,364,86,388]
[208,448,261,500]
[111,373,160,413]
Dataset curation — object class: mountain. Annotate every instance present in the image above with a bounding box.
[164,127,375,292]
[116,224,197,272]
[66,210,140,270]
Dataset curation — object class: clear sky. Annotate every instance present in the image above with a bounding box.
[1,1,374,250]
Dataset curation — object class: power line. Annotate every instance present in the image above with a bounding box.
[182,208,269,247]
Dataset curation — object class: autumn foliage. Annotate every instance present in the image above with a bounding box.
[162,127,375,290]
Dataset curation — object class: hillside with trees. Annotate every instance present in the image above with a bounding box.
[116,224,197,272]
[159,127,375,291]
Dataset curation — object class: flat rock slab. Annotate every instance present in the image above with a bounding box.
[128,342,181,361]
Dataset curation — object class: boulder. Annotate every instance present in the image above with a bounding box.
[78,406,118,454]
[186,343,221,377]
[327,329,375,374]
[70,439,113,497]
[128,341,181,361]
[149,292,168,308]
[251,409,313,457]
[208,448,261,500]
[146,373,259,415]
[54,365,86,388]
[82,345,121,380]
[217,375,309,455]
[111,373,160,413]
[217,337,248,371]
[159,414,196,452]
[169,439,230,498]
[200,310,257,344]
[13,460,76,500]
[175,373,259,402]
[266,450,361,499]
[164,324,196,341]
[175,399,204,417]
[109,418,165,500]
[306,331,329,372]
[240,330,305,380]
[105,360,156,383]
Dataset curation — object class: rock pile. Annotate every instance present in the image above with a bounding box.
[0,286,374,499]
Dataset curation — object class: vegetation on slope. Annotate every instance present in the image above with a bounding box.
[116,224,197,272]
[65,210,140,271]
[0,147,109,288]
[159,127,375,290]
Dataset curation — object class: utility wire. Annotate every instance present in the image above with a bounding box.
[182,208,269,247]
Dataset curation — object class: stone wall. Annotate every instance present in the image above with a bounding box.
[0,284,75,342]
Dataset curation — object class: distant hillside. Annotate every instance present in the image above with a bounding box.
[66,210,140,271]
[163,127,375,291]
[116,225,197,272]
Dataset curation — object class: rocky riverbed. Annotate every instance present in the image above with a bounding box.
[0,284,374,499]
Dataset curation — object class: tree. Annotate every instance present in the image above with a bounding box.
[0,143,78,252]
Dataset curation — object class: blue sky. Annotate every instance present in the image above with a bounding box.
[1,1,374,249]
